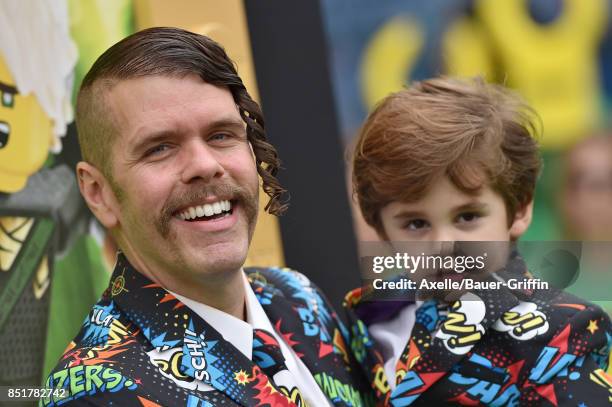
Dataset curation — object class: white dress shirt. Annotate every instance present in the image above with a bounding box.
[368,302,421,390]
[169,272,331,406]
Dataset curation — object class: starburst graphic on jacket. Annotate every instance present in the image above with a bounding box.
[274,319,303,357]
[234,369,250,385]
[251,366,296,406]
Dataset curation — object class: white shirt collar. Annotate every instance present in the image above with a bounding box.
[169,272,333,406]
[170,271,274,361]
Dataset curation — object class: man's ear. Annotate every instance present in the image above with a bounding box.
[76,161,120,229]
[509,200,534,239]
[247,140,257,161]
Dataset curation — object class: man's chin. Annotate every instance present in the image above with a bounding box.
[180,245,248,276]
[164,215,253,279]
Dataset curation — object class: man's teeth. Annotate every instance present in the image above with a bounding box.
[178,200,232,220]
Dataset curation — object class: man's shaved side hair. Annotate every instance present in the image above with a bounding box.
[76,27,287,214]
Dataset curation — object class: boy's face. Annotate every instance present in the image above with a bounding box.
[378,176,532,300]
[379,176,532,242]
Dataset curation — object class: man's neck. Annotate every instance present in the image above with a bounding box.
[168,272,247,320]
[119,249,247,321]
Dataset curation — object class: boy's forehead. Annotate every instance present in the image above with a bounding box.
[395,176,487,207]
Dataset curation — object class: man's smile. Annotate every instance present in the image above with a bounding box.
[176,199,233,221]
[171,199,240,233]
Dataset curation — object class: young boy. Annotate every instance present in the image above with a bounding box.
[344,77,612,406]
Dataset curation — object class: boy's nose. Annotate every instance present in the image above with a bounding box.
[430,228,456,245]
[439,241,456,257]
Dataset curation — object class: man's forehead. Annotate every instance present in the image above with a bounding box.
[107,75,229,108]
[102,75,240,136]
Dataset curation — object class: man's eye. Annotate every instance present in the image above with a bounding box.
[209,133,229,142]
[456,212,480,223]
[146,144,171,156]
[405,219,429,230]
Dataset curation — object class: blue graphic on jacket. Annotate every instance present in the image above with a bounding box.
[449,354,520,405]
[181,320,224,389]
[415,300,439,333]
[80,302,121,347]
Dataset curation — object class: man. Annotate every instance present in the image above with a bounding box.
[42,27,372,406]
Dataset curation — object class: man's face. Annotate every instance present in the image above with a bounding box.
[104,74,259,283]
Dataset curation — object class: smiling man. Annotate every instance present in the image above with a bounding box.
[42,27,372,406]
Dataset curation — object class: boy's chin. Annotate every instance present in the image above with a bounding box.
[416,289,464,303]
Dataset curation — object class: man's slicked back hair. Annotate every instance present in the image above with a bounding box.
[76,27,287,215]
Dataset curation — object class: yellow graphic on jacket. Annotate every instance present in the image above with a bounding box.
[492,301,550,341]
[590,368,612,402]
[436,293,486,355]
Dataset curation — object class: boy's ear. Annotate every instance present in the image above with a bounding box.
[76,161,120,229]
[509,200,534,239]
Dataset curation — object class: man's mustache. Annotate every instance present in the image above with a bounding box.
[155,183,258,237]
[162,184,248,216]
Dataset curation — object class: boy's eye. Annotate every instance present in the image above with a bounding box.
[456,212,480,223]
[405,219,429,230]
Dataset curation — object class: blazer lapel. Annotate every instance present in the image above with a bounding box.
[250,276,332,363]
[344,286,398,404]
[109,255,297,407]
[389,286,520,406]
[247,268,373,407]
